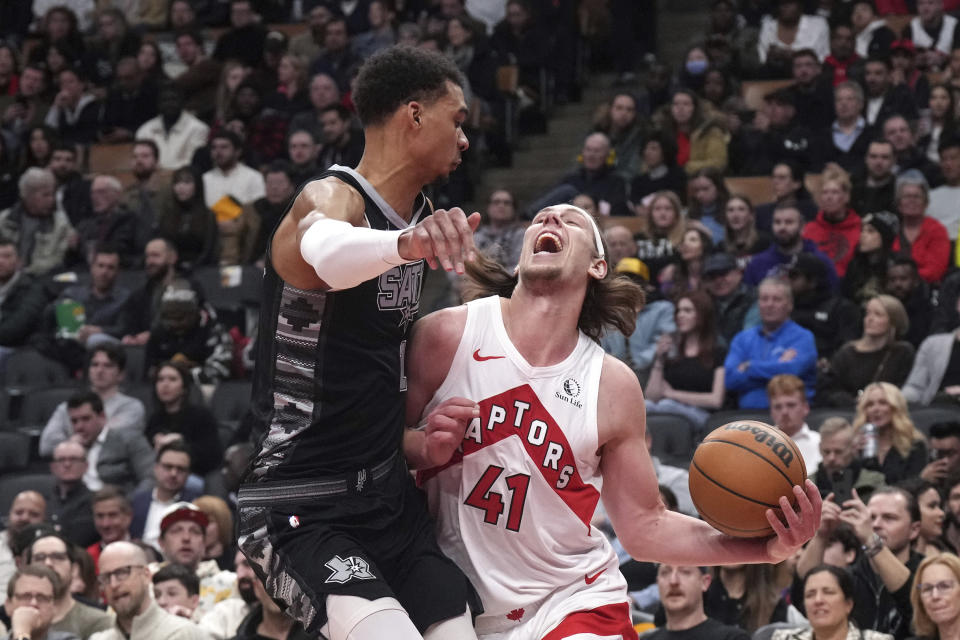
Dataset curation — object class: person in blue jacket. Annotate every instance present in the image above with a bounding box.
[744,201,838,289]
[724,276,818,408]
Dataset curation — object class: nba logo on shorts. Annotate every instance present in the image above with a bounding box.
[324,555,376,584]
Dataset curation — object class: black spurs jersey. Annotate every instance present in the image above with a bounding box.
[247,165,429,481]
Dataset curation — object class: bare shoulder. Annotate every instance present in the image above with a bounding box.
[598,353,646,446]
[410,305,469,357]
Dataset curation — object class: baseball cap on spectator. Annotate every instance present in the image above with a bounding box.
[615,257,650,282]
[861,210,900,250]
[787,253,829,282]
[703,252,738,276]
[160,502,209,535]
[890,39,916,54]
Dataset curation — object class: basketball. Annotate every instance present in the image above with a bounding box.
[688,420,807,538]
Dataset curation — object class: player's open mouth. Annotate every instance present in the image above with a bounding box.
[534,231,562,254]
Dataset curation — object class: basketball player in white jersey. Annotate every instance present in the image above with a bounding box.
[402,204,823,639]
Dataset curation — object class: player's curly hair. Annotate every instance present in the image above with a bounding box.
[353,46,464,127]
[463,235,646,342]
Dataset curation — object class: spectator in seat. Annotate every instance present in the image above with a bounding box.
[245,162,293,265]
[891,170,951,284]
[152,563,199,620]
[594,92,649,181]
[792,48,835,127]
[886,256,933,350]
[903,295,960,406]
[285,129,320,188]
[40,344,146,457]
[44,67,101,147]
[0,168,73,276]
[907,0,960,69]
[811,417,886,506]
[863,56,918,127]
[4,565,72,640]
[144,287,233,384]
[910,553,960,640]
[928,134,960,242]
[851,139,898,216]
[157,167,217,270]
[755,161,819,232]
[198,549,256,639]
[135,84,210,171]
[767,373,821,474]
[603,225,638,267]
[851,0,895,59]
[900,478,947,556]
[202,130,265,210]
[636,191,685,281]
[48,441,97,548]
[788,252,861,363]
[0,492,46,605]
[212,0,266,69]
[744,201,838,288]
[309,18,359,92]
[538,132,630,217]
[170,30,221,122]
[756,0,829,71]
[645,290,726,428]
[86,488,133,570]
[657,225,712,297]
[191,497,234,572]
[288,73,342,145]
[718,195,771,269]
[100,56,158,144]
[146,362,223,477]
[289,5,331,63]
[843,210,900,304]
[921,422,960,489]
[0,64,51,147]
[473,189,525,272]
[629,134,687,207]
[884,115,943,187]
[919,84,956,165]
[686,167,727,241]
[131,441,201,551]
[66,390,154,494]
[81,8,140,90]
[124,139,171,246]
[703,252,760,345]
[646,564,750,640]
[803,164,861,276]
[317,104,364,171]
[854,383,928,485]
[819,294,915,407]
[656,88,728,175]
[93,541,209,640]
[47,144,91,227]
[232,556,310,640]
[827,81,871,173]
[725,276,818,409]
[0,239,48,369]
[26,533,112,638]
[823,23,863,87]
[72,175,139,268]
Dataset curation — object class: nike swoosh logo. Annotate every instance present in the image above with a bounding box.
[585,568,605,585]
[473,349,505,362]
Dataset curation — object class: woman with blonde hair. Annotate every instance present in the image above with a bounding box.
[265,53,310,117]
[636,190,686,281]
[719,194,771,269]
[193,495,235,570]
[802,164,861,278]
[819,295,915,407]
[911,553,960,639]
[853,382,928,485]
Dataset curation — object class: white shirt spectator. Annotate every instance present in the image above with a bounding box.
[33,0,96,31]
[928,184,960,240]
[787,423,822,475]
[198,599,250,638]
[83,427,109,491]
[40,392,145,457]
[202,164,266,208]
[136,112,211,170]
[142,490,178,551]
[758,14,830,63]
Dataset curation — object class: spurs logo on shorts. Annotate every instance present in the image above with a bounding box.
[377,262,424,329]
[324,555,376,584]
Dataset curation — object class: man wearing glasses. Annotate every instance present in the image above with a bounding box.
[89,542,208,640]
[47,443,97,548]
[26,534,111,639]
[4,565,75,640]
[130,442,200,551]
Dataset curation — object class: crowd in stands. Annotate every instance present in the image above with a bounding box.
[6,0,960,639]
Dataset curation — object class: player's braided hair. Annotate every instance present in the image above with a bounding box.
[463,237,645,342]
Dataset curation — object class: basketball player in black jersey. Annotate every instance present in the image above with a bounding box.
[237,47,483,640]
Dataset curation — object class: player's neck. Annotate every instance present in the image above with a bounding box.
[501,289,581,367]
[355,134,430,221]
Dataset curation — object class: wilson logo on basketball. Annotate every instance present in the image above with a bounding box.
[722,423,795,468]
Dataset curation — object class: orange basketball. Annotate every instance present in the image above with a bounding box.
[688,420,807,538]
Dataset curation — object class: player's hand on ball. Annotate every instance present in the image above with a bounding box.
[423,397,479,467]
[399,208,481,273]
[765,480,823,562]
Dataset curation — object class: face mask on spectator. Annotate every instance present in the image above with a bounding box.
[685,59,708,75]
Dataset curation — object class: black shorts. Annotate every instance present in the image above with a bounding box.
[237,454,481,634]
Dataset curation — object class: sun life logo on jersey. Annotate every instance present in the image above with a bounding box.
[555,377,582,408]
[324,555,376,584]
[377,262,424,329]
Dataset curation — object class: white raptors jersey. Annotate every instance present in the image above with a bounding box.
[417,296,627,635]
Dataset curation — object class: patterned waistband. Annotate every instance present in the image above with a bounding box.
[238,451,398,505]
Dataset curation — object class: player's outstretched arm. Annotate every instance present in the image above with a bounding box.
[598,355,822,566]
[402,306,472,469]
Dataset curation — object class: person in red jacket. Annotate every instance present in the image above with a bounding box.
[803,165,861,276]
[892,169,951,284]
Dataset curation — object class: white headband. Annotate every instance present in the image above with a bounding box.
[563,205,606,260]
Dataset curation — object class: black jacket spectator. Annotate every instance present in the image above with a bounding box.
[213,24,267,68]
[146,404,224,476]
[0,273,46,348]
[789,255,861,360]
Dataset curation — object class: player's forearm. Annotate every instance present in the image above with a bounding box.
[299,215,408,290]
[401,428,430,470]
[621,510,777,565]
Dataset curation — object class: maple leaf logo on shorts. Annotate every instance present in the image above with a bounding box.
[506,608,525,621]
